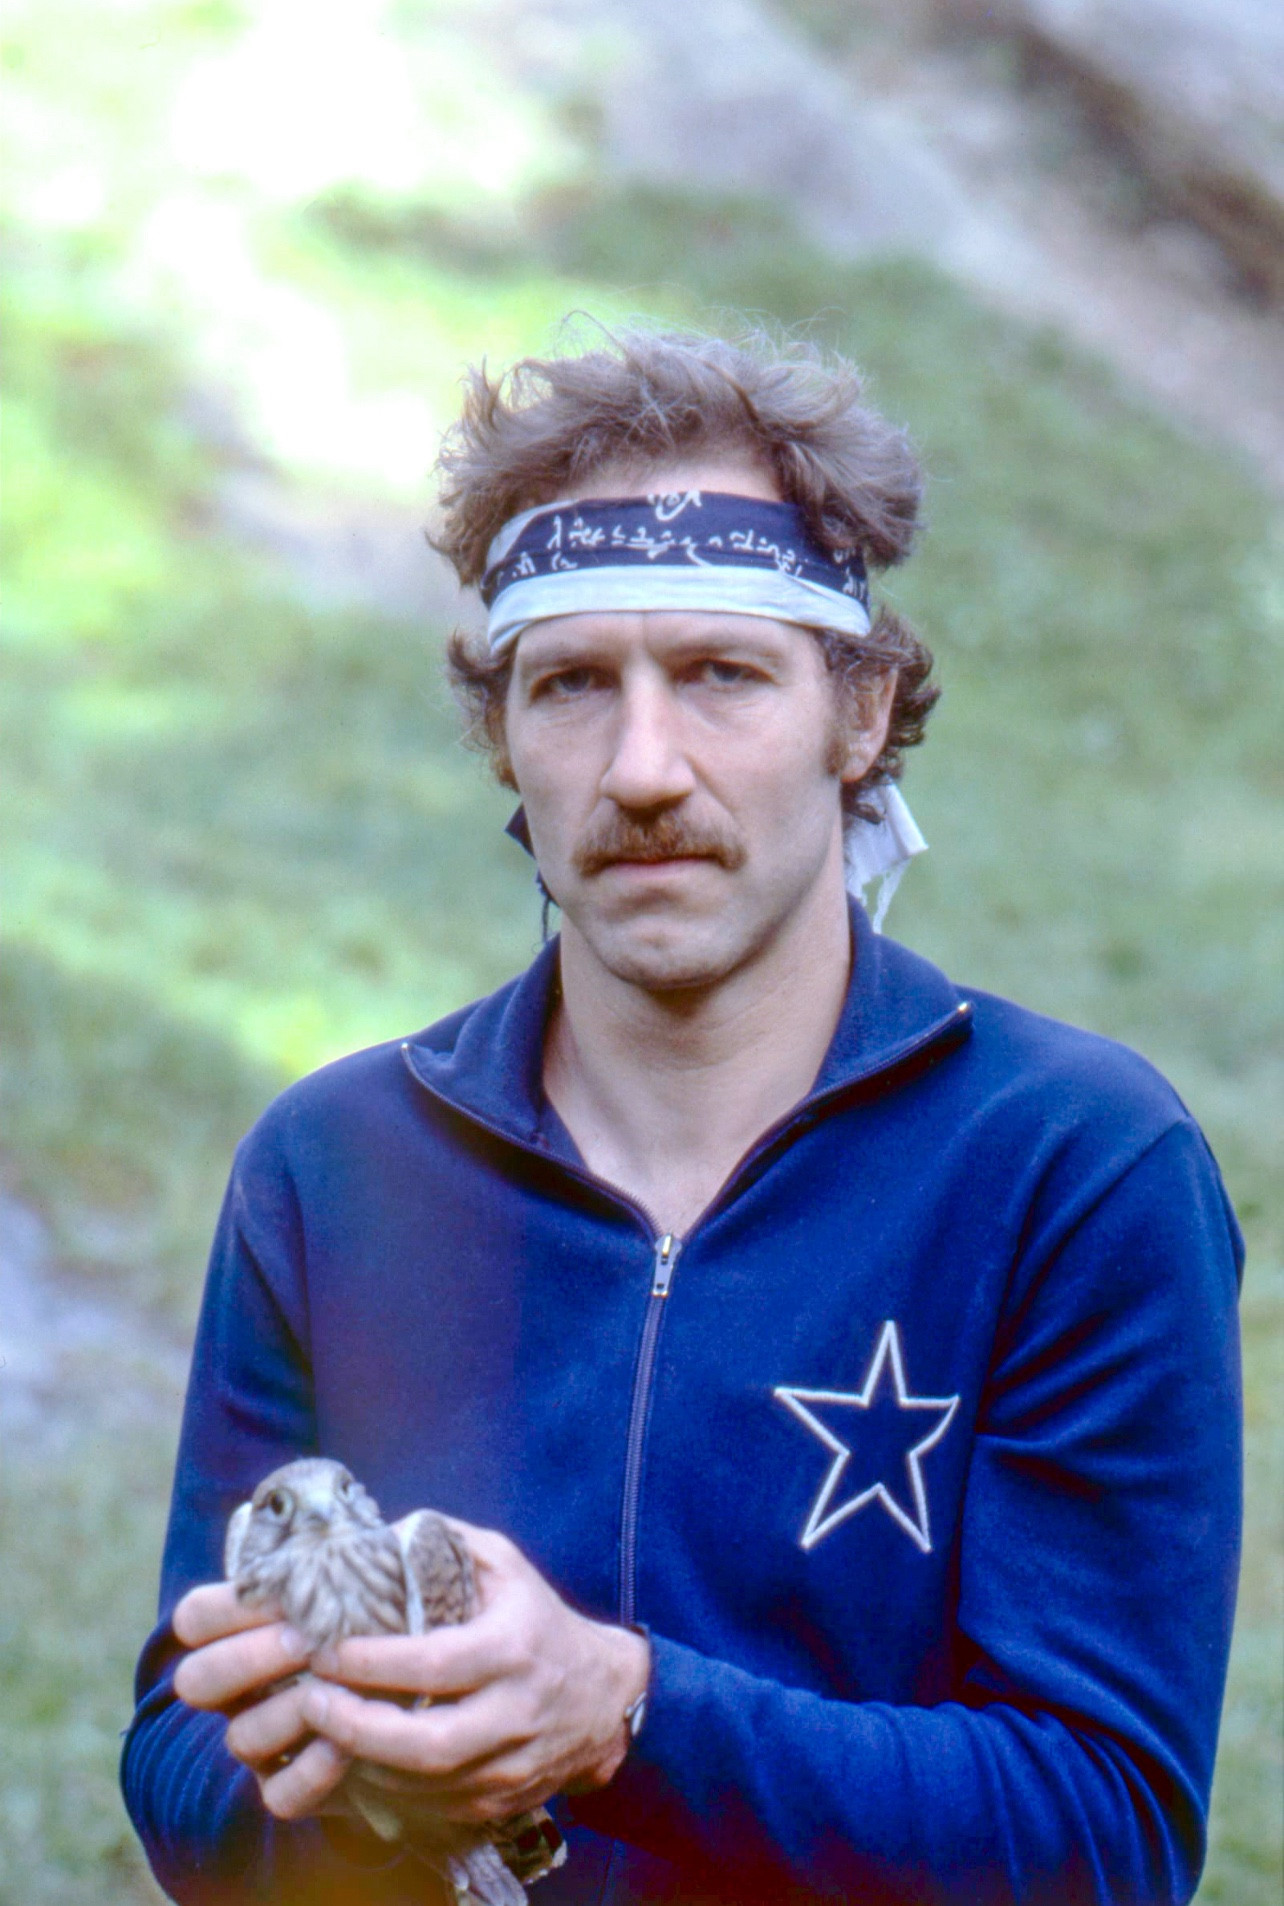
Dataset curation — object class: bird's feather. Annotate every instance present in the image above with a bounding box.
[223,1501,251,1580]
[399,1508,477,1631]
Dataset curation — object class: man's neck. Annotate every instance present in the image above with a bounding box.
[543,882,853,1239]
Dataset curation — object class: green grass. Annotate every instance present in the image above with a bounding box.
[1201,1263,1284,1900]
[2,151,1280,1906]
[0,1432,171,1906]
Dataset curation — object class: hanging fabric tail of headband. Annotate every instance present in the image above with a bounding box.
[843,785,927,930]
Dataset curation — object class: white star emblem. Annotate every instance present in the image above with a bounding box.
[774,1320,960,1553]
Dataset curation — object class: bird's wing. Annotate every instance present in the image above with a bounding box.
[393,1510,477,1633]
[381,1512,568,1891]
[223,1501,252,1580]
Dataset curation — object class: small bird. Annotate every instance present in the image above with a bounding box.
[224,1457,566,1905]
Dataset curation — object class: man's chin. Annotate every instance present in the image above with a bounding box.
[571,913,752,995]
[605,952,736,995]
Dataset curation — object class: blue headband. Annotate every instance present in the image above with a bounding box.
[482,491,871,652]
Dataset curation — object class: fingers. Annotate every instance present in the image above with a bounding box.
[221,1670,353,1826]
[225,1677,317,1771]
[257,1734,351,1821]
[301,1680,522,1783]
[314,1535,539,1697]
[315,1621,505,1699]
[173,1581,276,1649]
[174,1618,311,1711]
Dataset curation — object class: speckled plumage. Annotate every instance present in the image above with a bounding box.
[225,1458,565,1904]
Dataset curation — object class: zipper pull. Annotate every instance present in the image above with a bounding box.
[652,1233,680,1297]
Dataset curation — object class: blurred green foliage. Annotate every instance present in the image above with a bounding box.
[0,3,1279,1901]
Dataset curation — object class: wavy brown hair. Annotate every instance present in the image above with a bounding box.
[432,322,938,825]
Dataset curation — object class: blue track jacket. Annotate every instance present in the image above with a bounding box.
[122,903,1243,1904]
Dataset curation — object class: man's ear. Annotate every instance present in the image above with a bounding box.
[836,672,897,785]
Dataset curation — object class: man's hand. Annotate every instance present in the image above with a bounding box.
[171,1523,649,1829]
[299,1520,650,1826]
[172,1583,353,1820]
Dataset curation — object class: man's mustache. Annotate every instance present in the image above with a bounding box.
[574,810,747,877]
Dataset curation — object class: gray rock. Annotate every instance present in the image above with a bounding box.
[486,0,1284,488]
[981,0,1284,298]
[497,0,1005,262]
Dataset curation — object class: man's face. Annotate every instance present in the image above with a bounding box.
[502,458,887,994]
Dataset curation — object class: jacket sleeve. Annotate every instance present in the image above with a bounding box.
[571,1118,1244,1905]
[119,1139,432,1906]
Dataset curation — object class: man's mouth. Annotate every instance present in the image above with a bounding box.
[601,851,714,869]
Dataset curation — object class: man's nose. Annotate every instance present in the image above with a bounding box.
[599,677,696,810]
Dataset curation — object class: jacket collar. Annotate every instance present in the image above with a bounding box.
[403,900,970,1150]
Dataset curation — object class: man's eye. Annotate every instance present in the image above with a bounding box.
[535,667,598,699]
[695,659,757,687]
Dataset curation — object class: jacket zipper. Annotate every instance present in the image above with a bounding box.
[618,1231,681,1625]
[400,998,970,1627]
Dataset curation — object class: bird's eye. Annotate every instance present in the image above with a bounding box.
[266,1490,290,1518]
[338,1475,353,1496]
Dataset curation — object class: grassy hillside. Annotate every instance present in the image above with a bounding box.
[1,35,1279,1898]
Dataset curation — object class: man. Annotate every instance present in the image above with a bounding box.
[123,326,1243,1905]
